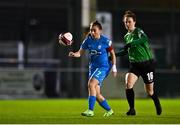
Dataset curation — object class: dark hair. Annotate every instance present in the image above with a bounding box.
[123,10,136,22]
[90,20,102,30]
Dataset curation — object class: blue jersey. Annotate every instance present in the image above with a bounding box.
[80,35,112,69]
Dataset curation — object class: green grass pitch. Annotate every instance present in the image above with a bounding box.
[0,99,180,124]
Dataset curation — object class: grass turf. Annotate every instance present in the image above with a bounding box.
[0,99,180,124]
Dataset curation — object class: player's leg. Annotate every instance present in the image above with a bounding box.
[81,68,100,117]
[125,72,138,115]
[81,78,98,117]
[145,83,162,115]
[88,78,98,110]
[142,60,162,115]
[96,85,114,117]
[94,67,113,117]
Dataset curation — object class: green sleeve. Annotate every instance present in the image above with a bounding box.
[108,48,128,60]
[115,48,128,57]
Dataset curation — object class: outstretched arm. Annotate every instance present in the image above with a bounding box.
[68,48,85,57]
[108,47,128,60]
[115,48,128,57]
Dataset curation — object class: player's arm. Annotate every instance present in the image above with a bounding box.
[68,48,85,57]
[115,48,128,57]
[109,48,128,60]
[109,49,116,66]
[108,47,117,77]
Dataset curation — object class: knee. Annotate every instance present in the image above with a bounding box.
[126,83,134,89]
[88,83,95,89]
[88,79,97,89]
[145,83,154,96]
[125,73,136,89]
[125,77,134,89]
[146,89,154,96]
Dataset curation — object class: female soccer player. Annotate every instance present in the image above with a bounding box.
[115,11,162,115]
[69,20,117,117]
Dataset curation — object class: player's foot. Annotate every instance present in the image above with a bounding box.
[103,109,114,117]
[126,108,136,116]
[155,102,162,115]
[81,109,94,117]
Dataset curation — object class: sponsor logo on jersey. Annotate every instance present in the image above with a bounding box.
[90,50,102,55]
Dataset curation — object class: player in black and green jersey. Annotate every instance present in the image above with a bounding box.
[116,11,162,115]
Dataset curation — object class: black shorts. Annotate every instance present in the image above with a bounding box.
[129,59,155,84]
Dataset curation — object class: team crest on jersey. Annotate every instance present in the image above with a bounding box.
[98,45,101,49]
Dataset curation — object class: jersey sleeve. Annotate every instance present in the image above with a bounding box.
[80,37,88,50]
[115,48,128,57]
[107,39,112,47]
[106,39,113,52]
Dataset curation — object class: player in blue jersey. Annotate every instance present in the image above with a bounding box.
[69,20,117,117]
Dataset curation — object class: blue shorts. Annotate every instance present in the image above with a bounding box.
[89,67,111,86]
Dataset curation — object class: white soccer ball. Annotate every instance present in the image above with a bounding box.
[59,32,73,46]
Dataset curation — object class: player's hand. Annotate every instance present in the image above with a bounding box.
[68,51,75,57]
[112,65,117,77]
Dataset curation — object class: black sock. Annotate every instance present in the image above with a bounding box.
[126,88,134,109]
[150,92,160,106]
[150,92,162,115]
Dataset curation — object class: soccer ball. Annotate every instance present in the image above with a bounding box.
[58,32,73,46]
